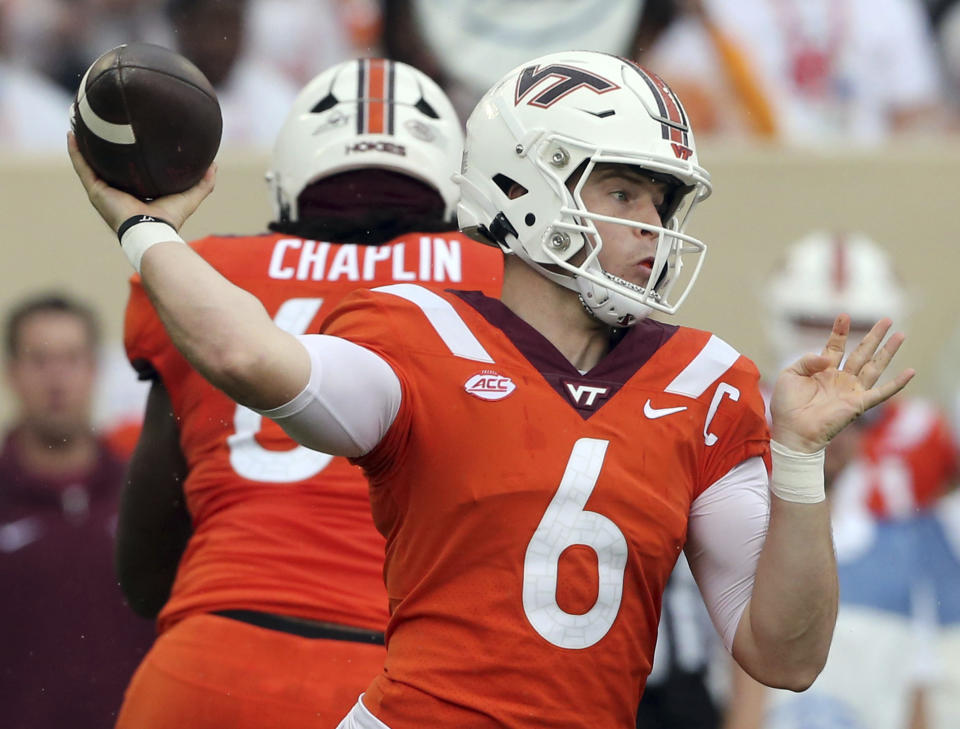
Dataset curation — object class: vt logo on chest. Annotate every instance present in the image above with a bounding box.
[562,378,612,410]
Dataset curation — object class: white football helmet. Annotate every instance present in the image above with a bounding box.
[456,50,712,327]
[765,231,908,368]
[267,58,463,223]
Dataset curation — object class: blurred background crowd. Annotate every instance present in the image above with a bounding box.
[3,0,960,151]
[3,1,960,729]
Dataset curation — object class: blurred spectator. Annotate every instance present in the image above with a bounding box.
[927,0,960,119]
[166,0,299,148]
[0,0,72,151]
[729,232,960,729]
[0,293,154,728]
[382,0,678,118]
[3,0,367,150]
[3,0,172,94]
[81,0,176,77]
[928,486,960,729]
[246,0,380,87]
[0,60,71,152]
[930,273,960,729]
[642,0,951,144]
[2,0,90,93]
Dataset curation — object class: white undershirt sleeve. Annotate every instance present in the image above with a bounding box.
[684,456,770,652]
[254,334,402,458]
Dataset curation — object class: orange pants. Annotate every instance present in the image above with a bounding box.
[115,613,386,729]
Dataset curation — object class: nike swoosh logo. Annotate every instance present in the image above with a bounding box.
[643,400,688,419]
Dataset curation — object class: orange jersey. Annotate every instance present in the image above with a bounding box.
[116,614,388,729]
[322,286,769,729]
[857,399,958,518]
[123,231,502,634]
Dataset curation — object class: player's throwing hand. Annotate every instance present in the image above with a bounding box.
[68,131,215,234]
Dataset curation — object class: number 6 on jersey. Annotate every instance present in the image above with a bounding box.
[522,438,628,649]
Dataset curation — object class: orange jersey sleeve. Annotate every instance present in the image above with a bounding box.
[122,232,502,635]
[321,286,768,729]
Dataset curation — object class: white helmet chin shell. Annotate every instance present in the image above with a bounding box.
[457,51,713,327]
[267,58,464,223]
[576,273,654,328]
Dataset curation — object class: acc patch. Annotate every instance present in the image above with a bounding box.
[464,370,516,401]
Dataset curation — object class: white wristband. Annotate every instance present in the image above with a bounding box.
[769,440,826,504]
[117,215,185,273]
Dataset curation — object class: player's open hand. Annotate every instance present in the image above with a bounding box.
[68,131,216,233]
[769,314,915,453]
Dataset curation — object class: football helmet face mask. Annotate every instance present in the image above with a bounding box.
[267,58,464,223]
[765,231,908,369]
[456,51,712,327]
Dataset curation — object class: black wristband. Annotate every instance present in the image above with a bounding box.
[117,214,176,243]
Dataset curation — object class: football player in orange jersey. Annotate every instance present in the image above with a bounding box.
[108,59,502,729]
[724,232,960,729]
[70,50,914,729]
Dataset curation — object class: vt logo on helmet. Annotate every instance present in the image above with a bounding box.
[515,64,619,108]
[457,50,713,327]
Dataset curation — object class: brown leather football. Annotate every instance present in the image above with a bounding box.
[71,43,222,200]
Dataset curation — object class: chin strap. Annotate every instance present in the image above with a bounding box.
[575,267,654,329]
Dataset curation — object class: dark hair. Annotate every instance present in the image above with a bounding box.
[5,293,101,358]
[269,169,455,245]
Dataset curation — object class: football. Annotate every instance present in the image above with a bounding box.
[70,42,222,200]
